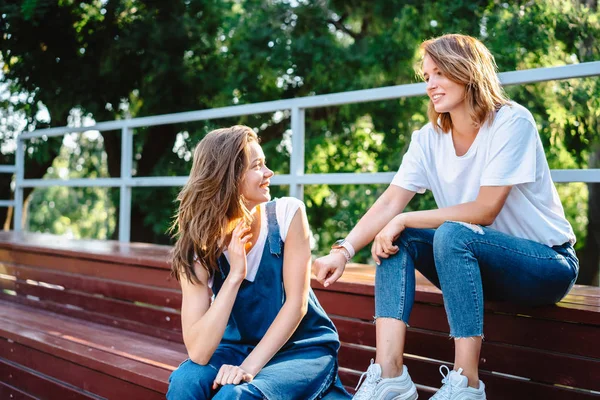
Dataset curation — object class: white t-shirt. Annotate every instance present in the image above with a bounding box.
[391,102,575,247]
[210,197,303,286]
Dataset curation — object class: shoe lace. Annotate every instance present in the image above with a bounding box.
[353,361,380,399]
[430,365,454,400]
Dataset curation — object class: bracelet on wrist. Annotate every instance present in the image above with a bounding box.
[329,247,351,263]
[331,239,356,258]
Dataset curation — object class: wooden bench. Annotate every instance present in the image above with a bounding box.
[0,232,598,399]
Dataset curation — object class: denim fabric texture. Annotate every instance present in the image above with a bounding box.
[167,200,351,400]
[375,221,579,337]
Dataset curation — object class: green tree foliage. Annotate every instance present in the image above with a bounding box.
[1,0,599,282]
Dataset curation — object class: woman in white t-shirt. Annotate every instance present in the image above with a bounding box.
[167,126,350,400]
[313,34,578,400]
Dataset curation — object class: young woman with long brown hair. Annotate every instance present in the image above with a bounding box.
[167,126,350,400]
[314,34,578,400]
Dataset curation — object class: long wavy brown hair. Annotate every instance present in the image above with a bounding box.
[169,125,258,284]
[418,34,509,133]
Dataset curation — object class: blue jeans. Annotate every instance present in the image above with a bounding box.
[166,359,263,399]
[167,359,350,399]
[375,221,579,337]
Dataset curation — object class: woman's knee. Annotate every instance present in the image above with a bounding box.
[378,228,428,267]
[434,221,481,251]
[167,359,217,400]
[213,383,262,400]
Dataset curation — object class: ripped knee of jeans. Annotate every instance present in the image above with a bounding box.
[448,221,484,235]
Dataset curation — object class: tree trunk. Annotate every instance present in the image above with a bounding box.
[577,143,600,285]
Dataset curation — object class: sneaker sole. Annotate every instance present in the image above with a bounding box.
[392,389,418,400]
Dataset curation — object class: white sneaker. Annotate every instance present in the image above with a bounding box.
[353,359,418,400]
[429,366,486,400]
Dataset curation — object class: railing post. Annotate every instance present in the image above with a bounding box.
[289,107,305,199]
[119,126,133,242]
[14,136,24,232]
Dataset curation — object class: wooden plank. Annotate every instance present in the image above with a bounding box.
[0,339,165,399]
[314,281,600,325]
[317,290,600,358]
[0,358,102,399]
[0,263,181,308]
[0,278,180,331]
[571,285,600,298]
[320,265,600,306]
[0,293,182,342]
[0,299,187,369]
[0,381,39,400]
[338,345,600,400]
[0,325,171,394]
[333,317,600,391]
[0,231,171,269]
[561,294,600,307]
[0,250,178,290]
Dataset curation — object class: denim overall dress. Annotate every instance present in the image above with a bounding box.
[209,200,348,399]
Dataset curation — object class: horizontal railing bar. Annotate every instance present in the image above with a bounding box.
[499,62,600,86]
[20,169,600,189]
[19,62,600,140]
[19,120,128,139]
[0,200,15,207]
[130,177,188,187]
[0,165,16,173]
[130,175,297,187]
[551,169,600,183]
[19,178,124,188]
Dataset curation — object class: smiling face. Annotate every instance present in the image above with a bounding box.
[240,141,273,209]
[422,55,467,116]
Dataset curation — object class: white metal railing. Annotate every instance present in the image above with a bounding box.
[5,61,600,241]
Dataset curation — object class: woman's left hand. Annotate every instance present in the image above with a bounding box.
[212,364,254,389]
[372,214,407,265]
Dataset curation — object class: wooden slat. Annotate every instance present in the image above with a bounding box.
[561,294,600,307]
[0,249,178,290]
[338,345,599,400]
[0,231,171,269]
[0,278,180,331]
[0,339,165,399]
[314,281,600,326]
[333,317,600,391]
[0,381,39,400]
[320,266,600,316]
[0,299,186,369]
[571,285,600,298]
[0,263,181,308]
[316,289,600,358]
[0,358,102,399]
[0,321,172,393]
[0,293,182,342]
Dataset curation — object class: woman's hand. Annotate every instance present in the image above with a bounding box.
[212,364,254,389]
[313,252,347,287]
[227,220,252,283]
[371,214,407,265]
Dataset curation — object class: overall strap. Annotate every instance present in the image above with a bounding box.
[266,201,282,256]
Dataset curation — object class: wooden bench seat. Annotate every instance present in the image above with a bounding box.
[0,232,185,399]
[0,232,599,399]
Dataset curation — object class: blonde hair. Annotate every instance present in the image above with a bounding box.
[419,34,509,133]
[170,125,258,283]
